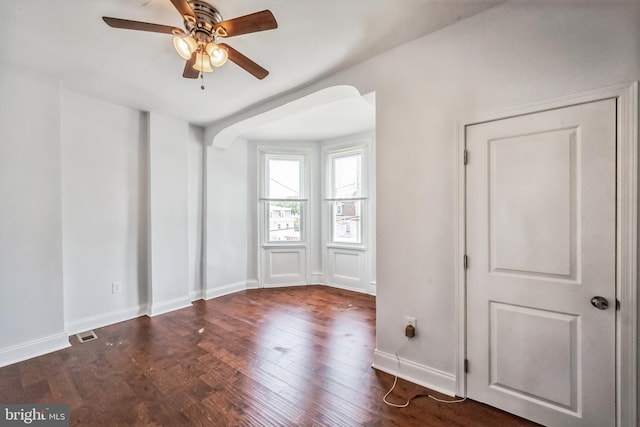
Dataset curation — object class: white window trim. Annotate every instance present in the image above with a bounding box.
[324,145,368,199]
[261,152,306,199]
[258,147,310,246]
[263,200,305,244]
[324,144,368,247]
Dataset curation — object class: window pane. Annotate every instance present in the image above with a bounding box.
[268,159,300,199]
[268,201,301,242]
[333,201,361,244]
[333,154,361,198]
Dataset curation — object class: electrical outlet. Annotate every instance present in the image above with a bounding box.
[404,316,417,338]
[405,316,416,328]
[112,282,122,294]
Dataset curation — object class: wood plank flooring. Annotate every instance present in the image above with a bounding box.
[0,286,539,426]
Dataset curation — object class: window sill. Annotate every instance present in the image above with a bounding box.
[326,244,367,252]
[262,243,307,249]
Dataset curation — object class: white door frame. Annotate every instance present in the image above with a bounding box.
[455,82,638,426]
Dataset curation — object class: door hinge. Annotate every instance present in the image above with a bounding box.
[464,359,469,373]
[463,255,468,269]
[463,149,469,165]
[616,299,621,311]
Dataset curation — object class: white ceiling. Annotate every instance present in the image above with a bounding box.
[205,86,374,146]
[236,90,376,143]
[0,0,499,127]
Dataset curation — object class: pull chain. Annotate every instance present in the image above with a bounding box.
[200,50,205,90]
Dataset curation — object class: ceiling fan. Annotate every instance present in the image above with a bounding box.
[102,0,277,84]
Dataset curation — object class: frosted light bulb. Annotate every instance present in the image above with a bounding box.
[173,35,196,60]
[206,42,228,67]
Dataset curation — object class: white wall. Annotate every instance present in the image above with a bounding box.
[246,141,259,286]
[147,112,191,316]
[368,0,640,386]
[0,66,68,366]
[61,91,148,333]
[61,96,200,327]
[205,0,640,395]
[188,125,204,300]
[204,140,249,297]
[0,72,204,365]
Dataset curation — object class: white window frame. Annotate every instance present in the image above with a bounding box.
[259,150,309,246]
[324,145,368,248]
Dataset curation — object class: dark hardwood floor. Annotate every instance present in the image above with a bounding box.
[0,286,538,426]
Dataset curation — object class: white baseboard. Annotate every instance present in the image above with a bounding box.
[325,281,370,295]
[190,289,205,301]
[262,282,307,288]
[309,272,324,284]
[0,333,70,368]
[148,296,192,317]
[204,280,374,300]
[66,305,147,335]
[368,281,377,295]
[372,349,457,397]
[205,281,247,299]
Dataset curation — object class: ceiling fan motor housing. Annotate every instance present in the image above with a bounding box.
[186,1,223,34]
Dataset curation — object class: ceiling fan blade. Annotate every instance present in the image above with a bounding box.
[169,0,196,20]
[219,43,269,80]
[214,10,277,38]
[183,52,199,79]
[102,17,184,35]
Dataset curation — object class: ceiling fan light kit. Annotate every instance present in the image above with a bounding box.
[103,0,277,87]
[173,34,197,59]
[207,43,228,67]
[194,52,214,72]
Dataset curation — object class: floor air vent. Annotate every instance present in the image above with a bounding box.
[76,331,97,343]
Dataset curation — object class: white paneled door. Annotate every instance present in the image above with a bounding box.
[465,99,616,427]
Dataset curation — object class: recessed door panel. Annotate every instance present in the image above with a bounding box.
[490,129,577,280]
[490,302,579,413]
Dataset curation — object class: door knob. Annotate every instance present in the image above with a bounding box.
[591,296,609,310]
